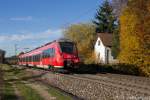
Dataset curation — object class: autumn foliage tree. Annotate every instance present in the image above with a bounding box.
[119,0,150,76]
[63,23,96,64]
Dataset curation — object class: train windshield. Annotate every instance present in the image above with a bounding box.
[59,42,76,54]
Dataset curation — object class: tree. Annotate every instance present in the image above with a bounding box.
[63,23,96,64]
[93,0,120,58]
[119,0,150,76]
[111,27,120,58]
[112,0,128,18]
[93,0,116,33]
[111,0,128,58]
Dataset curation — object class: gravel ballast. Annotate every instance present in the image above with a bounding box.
[10,65,150,100]
[24,68,150,100]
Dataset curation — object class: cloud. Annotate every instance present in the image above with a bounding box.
[0,29,63,42]
[10,16,32,21]
[0,28,63,57]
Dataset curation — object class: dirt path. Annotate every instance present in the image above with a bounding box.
[24,81,56,100]
[11,72,56,100]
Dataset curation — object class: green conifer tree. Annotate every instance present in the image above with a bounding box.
[93,0,116,33]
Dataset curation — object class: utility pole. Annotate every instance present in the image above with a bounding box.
[15,44,17,56]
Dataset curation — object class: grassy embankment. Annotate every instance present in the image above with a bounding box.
[1,64,43,100]
[0,64,72,100]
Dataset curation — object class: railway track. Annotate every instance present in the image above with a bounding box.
[97,73,150,86]
[14,65,150,97]
[63,74,150,96]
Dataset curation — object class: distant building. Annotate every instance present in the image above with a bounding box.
[5,56,18,65]
[94,33,115,64]
[0,49,5,63]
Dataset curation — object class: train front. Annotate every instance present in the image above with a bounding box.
[58,40,80,70]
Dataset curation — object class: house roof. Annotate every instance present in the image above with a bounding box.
[97,33,113,47]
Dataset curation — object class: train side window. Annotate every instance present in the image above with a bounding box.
[43,50,47,58]
[37,54,40,61]
[30,56,32,62]
[50,48,52,57]
[31,56,32,62]
[47,50,49,58]
[34,55,36,62]
[29,56,30,62]
[43,49,51,58]
[51,48,55,57]
[36,55,37,61]
[39,54,41,61]
[33,56,34,62]
[42,52,44,58]
[33,55,35,62]
[37,55,38,61]
[47,49,50,58]
[49,48,52,57]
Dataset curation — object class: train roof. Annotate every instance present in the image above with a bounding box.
[19,38,73,57]
[56,38,73,42]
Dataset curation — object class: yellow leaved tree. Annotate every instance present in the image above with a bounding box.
[63,23,96,64]
[119,0,150,76]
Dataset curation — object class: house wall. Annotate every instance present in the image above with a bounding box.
[94,37,114,64]
[105,47,114,64]
[94,37,106,63]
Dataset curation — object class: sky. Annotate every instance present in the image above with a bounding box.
[0,0,103,57]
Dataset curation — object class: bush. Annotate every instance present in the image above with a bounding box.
[95,63,140,75]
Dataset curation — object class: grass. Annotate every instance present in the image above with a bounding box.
[3,82,17,100]
[47,86,72,100]
[0,64,44,100]
[16,82,44,100]
[1,64,17,100]
[1,64,74,100]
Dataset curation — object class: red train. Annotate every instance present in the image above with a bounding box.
[18,39,80,71]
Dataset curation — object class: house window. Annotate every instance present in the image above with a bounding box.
[98,40,100,46]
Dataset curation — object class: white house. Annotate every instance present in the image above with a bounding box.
[94,33,115,64]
